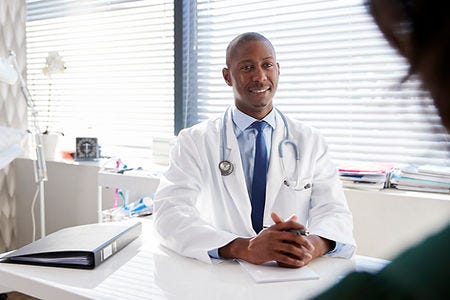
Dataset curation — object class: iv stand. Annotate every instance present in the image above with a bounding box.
[9,50,48,238]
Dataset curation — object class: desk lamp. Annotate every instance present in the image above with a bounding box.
[0,51,48,239]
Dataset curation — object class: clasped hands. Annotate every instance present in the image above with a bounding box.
[220,212,331,268]
[246,212,315,268]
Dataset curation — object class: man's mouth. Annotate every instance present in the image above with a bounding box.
[249,86,271,94]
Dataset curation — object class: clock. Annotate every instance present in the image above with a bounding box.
[75,137,100,161]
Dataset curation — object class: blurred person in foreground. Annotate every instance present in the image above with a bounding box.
[313,0,450,299]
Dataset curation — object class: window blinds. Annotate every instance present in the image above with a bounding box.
[184,0,450,166]
[26,0,174,156]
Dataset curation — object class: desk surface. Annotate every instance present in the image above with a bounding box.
[0,218,389,300]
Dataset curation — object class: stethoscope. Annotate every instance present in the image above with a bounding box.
[218,107,303,189]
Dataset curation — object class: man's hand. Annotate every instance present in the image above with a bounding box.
[219,212,316,268]
[270,212,314,267]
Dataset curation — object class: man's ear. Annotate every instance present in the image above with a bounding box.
[222,67,232,86]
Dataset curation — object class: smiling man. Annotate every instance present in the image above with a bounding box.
[222,33,279,119]
[154,32,355,268]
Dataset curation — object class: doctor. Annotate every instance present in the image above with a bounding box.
[154,32,355,268]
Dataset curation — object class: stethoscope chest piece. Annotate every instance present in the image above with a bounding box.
[219,160,234,176]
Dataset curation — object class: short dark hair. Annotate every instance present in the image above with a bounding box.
[225,32,275,67]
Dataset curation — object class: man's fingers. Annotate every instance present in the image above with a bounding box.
[276,236,314,258]
[286,214,298,222]
[274,249,313,268]
[270,212,284,224]
[300,237,315,252]
[272,220,307,233]
[270,212,298,224]
[248,229,315,267]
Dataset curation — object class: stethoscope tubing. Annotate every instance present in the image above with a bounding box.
[219,107,301,186]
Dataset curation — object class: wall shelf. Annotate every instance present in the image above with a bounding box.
[97,168,160,222]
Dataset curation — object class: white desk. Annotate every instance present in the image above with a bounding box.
[0,218,389,300]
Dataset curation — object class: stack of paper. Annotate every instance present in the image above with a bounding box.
[390,165,450,194]
[338,163,393,191]
[238,260,319,283]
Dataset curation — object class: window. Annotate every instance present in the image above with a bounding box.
[26,0,174,158]
[183,0,450,166]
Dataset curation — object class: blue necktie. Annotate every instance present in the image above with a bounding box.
[250,121,268,233]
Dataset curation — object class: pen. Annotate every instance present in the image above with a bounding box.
[288,229,309,236]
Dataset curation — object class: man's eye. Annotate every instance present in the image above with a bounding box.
[240,65,253,71]
[264,63,274,68]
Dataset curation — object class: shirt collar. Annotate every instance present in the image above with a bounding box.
[231,106,276,132]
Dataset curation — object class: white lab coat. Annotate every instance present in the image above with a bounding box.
[154,109,356,263]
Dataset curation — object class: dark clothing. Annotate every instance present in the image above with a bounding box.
[313,224,450,300]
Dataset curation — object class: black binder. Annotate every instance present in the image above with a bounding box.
[0,221,142,269]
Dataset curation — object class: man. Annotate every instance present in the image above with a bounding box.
[154,32,355,268]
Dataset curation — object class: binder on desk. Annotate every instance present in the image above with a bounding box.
[0,221,142,269]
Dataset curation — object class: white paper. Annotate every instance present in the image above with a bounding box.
[238,260,319,283]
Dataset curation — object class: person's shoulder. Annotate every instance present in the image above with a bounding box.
[284,113,322,137]
[178,114,222,138]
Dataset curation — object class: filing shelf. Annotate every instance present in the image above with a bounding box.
[97,168,160,222]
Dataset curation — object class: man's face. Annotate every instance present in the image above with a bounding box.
[223,40,280,119]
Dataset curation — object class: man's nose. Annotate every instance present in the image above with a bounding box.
[252,66,267,81]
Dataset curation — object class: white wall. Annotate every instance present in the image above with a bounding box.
[345,189,449,259]
[14,158,450,260]
[0,0,27,253]
[15,159,101,247]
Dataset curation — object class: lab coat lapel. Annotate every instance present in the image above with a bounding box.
[265,111,285,222]
[220,110,254,233]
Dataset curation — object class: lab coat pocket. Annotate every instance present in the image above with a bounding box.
[296,178,313,192]
[280,178,312,201]
[274,178,313,222]
[284,177,312,191]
